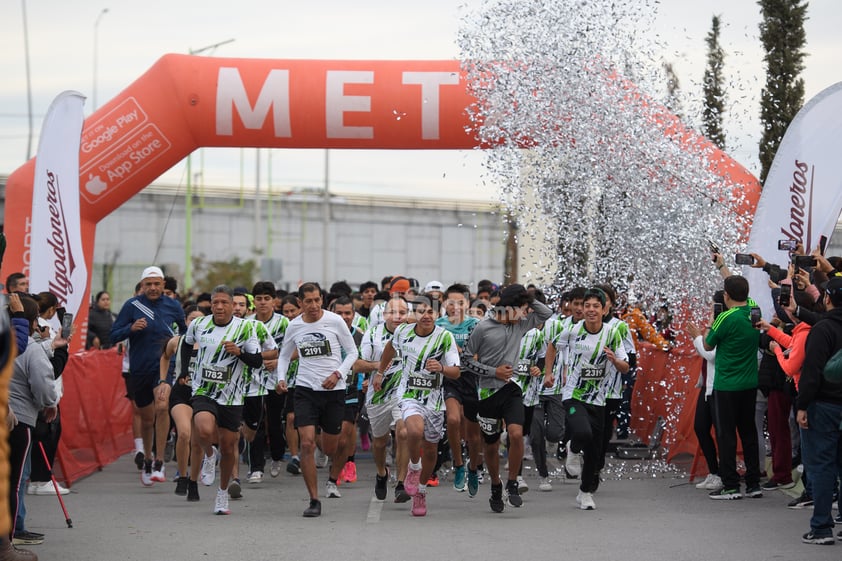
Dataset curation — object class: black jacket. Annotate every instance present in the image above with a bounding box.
[797,307,842,410]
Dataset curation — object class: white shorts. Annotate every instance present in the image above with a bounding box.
[367,401,402,439]
[400,400,445,443]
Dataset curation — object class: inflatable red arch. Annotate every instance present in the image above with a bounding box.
[2,55,763,480]
[3,54,761,339]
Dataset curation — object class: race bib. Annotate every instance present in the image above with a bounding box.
[299,340,331,358]
[581,362,606,380]
[476,415,502,436]
[516,361,531,375]
[407,371,441,391]
[201,364,232,385]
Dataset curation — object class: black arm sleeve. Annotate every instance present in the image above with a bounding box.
[238,351,263,369]
[50,346,69,378]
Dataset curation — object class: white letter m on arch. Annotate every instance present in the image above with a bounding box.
[216,67,291,137]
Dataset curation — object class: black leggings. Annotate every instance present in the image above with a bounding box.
[693,390,719,475]
[8,423,31,538]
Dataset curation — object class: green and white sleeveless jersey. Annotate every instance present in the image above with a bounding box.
[353,312,369,334]
[394,323,459,411]
[604,316,635,399]
[517,327,545,407]
[557,319,628,406]
[244,313,288,397]
[185,315,262,406]
[361,323,402,406]
[541,315,575,396]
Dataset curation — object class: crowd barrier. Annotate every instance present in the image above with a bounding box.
[54,349,133,486]
[54,345,715,485]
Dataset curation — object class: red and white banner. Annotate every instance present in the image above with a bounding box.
[29,91,88,316]
[746,81,842,315]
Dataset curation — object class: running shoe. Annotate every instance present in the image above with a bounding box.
[375,469,389,501]
[394,483,411,503]
[453,464,467,492]
[200,450,216,486]
[214,488,231,515]
[802,531,834,545]
[505,480,523,507]
[467,470,480,498]
[426,474,440,487]
[517,475,529,493]
[760,479,795,490]
[141,460,154,487]
[579,491,596,510]
[489,483,505,513]
[12,531,44,545]
[788,492,813,509]
[360,433,371,451]
[164,432,175,463]
[27,481,70,495]
[745,486,763,498]
[228,479,242,499]
[344,461,358,483]
[151,460,166,483]
[709,488,742,500]
[286,457,302,475]
[695,474,723,490]
[187,480,200,502]
[411,491,427,517]
[538,477,553,492]
[303,499,322,518]
[405,464,422,497]
[315,448,329,468]
[270,460,283,478]
[248,471,264,484]
[134,450,145,470]
[326,481,341,498]
[564,441,582,478]
[174,476,189,496]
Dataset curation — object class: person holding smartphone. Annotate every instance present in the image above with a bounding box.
[703,275,763,500]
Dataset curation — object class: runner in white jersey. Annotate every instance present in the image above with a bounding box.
[539,287,585,482]
[242,282,287,486]
[513,322,545,493]
[183,286,264,515]
[354,297,410,501]
[377,296,460,517]
[593,284,637,479]
[544,287,629,511]
[275,283,359,518]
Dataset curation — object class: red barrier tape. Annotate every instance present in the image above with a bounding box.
[54,349,133,486]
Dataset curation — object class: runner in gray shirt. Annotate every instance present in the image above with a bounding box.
[462,284,552,512]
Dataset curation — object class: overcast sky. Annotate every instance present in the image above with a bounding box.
[1,0,839,202]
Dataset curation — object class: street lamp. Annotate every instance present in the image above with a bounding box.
[184,39,235,291]
[92,8,109,111]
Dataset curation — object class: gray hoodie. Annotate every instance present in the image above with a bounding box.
[10,335,58,427]
[462,300,552,392]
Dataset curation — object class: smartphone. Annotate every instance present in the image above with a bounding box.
[750,306,762,326]
[777,239,798,251]
[779,284,792,307]
[708,240,720,263]
[820,235,828,256]
[61,313,73,339]
[735,253,755,266]
[713,303,724,320]
[793,255,817,268]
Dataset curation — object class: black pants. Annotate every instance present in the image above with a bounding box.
[530,395,566,478]
[264,391,287,462]
[8,423,31,538]
[563,399,604,493]
[599,398,622,471]
[693,390,719,475]
[713,388,760,490]
[31,409,61,481]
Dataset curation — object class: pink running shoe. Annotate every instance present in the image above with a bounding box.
[360,433,371,451]
[344,461,357,483]
[405,464,422,497]
[411,491,427,516]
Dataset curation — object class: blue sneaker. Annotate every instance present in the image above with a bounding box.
[467,469,479,498]
[453,465,467,492]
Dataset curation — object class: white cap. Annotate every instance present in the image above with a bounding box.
[140,266,164,281]
[424,280,444,293]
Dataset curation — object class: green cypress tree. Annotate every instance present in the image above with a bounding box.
[758,0,808,184]
[702,15,727,150]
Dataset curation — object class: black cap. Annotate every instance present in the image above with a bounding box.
[823,276,842,305]
[498,284,528,307]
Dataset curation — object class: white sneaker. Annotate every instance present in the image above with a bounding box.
[579,491,596,510]
[695,473,723,490]
[315,448,329,469]
[565,441,582,478]
[248,471,263,484]
[517,475,529,493]
[214,488,231,515]
[150,463,166,483]
[538,477,553,492]
[326,481,341,498]
[270,460,282,478]
[200,450,217,486]
[28,481,71,495]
